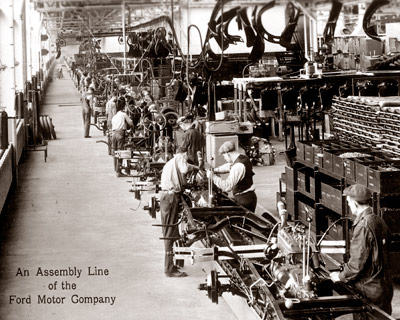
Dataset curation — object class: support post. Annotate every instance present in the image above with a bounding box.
[122,2,127,74]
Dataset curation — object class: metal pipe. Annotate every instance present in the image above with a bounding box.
[208,169,213,207]
[303,14,308,60]
[186,0,190,99]
[21,0,28,87]
[302,235,306,280]
[122,2,127,74]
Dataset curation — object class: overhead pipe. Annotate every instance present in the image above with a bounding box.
[122,1,127,74]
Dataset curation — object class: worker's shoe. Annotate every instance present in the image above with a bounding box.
[116,172,123,177]
[165,270,187,278]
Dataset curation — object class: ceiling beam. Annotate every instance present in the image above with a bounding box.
[91,9,118,27]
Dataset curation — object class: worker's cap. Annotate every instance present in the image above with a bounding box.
[218,141,236,154]
[343,184,371,202]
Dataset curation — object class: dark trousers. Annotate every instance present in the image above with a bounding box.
[234,190,257,212]
[160,192,181,274]
[82,109,91,137]
[112,130,125,173]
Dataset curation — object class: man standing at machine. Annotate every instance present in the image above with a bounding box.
[206,141,257,212]
[330,184,393,315]
[178,113,202,165]
[111,97,133,177]
[160,146,198,277]
[81,87,93,138]
[106,91,117,130]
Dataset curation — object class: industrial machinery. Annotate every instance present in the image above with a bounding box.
[147,172,395,320]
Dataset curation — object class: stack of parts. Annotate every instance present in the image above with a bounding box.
[379,98,400,156]
[332,96,381,148]
[332,96,400,156]
[39,115,57,140]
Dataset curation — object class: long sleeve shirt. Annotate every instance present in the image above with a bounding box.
[212,154,254,194]
[339,207,393,311]
[213,162,244,193]
[160,153,190,193]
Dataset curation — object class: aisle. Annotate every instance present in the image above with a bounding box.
[0,71,236,320]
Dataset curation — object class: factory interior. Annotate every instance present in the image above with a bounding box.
[1,0,400,319]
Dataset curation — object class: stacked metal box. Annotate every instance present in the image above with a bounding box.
[380,102,400,156]
[332,96,381,148]
[332,96,400,157]
[281,139,400,275]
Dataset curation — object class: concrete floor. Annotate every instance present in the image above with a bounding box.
[0,70,399,319]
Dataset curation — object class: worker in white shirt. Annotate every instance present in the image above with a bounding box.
[111,97,134,177]
[206,140,257,212]
[160,146,198,277]
[106,91,117,130]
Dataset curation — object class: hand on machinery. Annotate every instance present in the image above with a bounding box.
[206,169,214,180]
[329,271,341,283]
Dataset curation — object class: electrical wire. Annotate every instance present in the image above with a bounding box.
[242,62,257,78]
[267,221,281,244]
[201,0,225,72]
[317,216,354,248]
[130,198,142,211]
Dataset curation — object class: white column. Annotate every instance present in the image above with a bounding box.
[8,0,16,117]
[21,0,27,87]
[122,2,126,74]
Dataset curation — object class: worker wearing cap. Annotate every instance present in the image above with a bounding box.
[178,114,202,166]
[330,184,393,314]
[159,146,198,277]
[206,141,257,212]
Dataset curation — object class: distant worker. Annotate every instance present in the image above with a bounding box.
[330,184,393,315]
[207,141,257,212]
[178,114,202,165]
[81,88,92,138]
[111,97,133,177]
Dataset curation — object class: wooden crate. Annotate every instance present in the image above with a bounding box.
[297,170,306,191]
[368,165,400,194]
[332,154,345,176]
[355,161,369,186]
[297,200,316,231]
[304,144,314,164]
[286,188,295,219]
[323,150,334,172]
[296,141,305,161]
[320,182,343,214]
[327,215,344,240]
[344,158,355,182]
[285,167,294,190]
